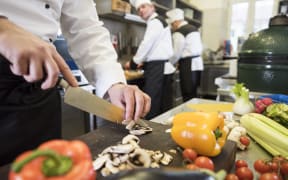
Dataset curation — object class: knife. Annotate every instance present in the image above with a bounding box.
[59,79,124,123]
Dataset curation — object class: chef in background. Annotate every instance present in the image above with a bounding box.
[126,0,175,120]
[166,8,204,102]
[0,0,150,166]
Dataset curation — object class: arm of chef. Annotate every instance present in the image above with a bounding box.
[59,0,126,98]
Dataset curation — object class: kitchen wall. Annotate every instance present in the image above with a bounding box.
[189,0,280,52]
[188,0,228,51]
[101,19,146,63]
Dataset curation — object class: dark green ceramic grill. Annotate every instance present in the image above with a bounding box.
[238,14,288,93]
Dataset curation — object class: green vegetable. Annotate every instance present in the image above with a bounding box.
[264,103,288,128]
[231,83,254,115]
[240,113,288,157]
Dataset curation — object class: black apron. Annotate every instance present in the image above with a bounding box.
[0,56,61,166]
[161,73,174,113]
[179,56,201,102]
[143,60,165,120]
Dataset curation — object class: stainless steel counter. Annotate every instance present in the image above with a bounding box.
[151,98,271,176]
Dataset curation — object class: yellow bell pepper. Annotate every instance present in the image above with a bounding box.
[170,112,227,157]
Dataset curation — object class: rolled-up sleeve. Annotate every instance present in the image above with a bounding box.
[60,0,126,97]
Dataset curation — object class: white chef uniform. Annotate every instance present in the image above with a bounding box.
[167,8,204,101]
[130,0,175,119]
[0,0,126,98]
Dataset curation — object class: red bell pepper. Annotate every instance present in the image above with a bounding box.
[9,139,96,180]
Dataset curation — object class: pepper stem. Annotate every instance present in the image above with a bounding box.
[214,128,223,139]
[12,149,72,177]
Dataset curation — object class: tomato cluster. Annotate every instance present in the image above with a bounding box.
[226,156,288,180]
[182,148,288,180]
[182,148,214,171]
[254,156,288,179]
[226,160,253,180]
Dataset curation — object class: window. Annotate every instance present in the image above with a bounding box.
[228,0,276,53]
[230,2,249,53]
[254,0,274,32]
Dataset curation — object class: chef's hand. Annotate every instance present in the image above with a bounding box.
[108,83,151,121]
[0,18,78,89]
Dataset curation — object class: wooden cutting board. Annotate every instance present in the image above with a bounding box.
[77,121,237,179]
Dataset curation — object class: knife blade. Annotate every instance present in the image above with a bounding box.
[59,79,124,123]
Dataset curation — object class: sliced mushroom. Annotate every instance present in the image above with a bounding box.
[128,148,151,168]
[168,149,177,154]
[105,160,120,174]
[129,126,153,135]
[93,133,174,176]
[101,167,111,177]
[102,143,135,154]
[118,154,129,163]
[150,162,160,168]
[160,152,173,165]
[122,134,140,144]
[151,150,164,162]
[93,153,110,170]
[125,120,136,130]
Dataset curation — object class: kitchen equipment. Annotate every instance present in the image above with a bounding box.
[60,79,123,123]
[238,14,288,93]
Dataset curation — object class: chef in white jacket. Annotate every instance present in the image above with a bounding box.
[166,8,204,102]
[126,0,175,120]
[0,0,150,166]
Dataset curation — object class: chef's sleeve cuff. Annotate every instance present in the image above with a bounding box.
[130,60,138,70]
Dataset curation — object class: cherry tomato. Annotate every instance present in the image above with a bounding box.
[225,173,239,180]
[280,161,288,175]
[186,163,199,170]
[267,161,278,172]
[182,148,198,161]
[259,172,281,180]
[239,136,250,146]
[235,160,248,169]
[272,156,285,164]
[254,159,271,174]
[235,167,253,180]
[194,156,214,171]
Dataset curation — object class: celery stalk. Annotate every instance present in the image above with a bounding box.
[240,114,288,157]
[249,113,288,136]
[248,131,287,157]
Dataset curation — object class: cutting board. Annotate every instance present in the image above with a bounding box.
[77,121,237,179]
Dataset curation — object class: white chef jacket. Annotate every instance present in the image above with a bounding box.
[170,21,204,71]
[0,0,126,98]
[133,13,175,75]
